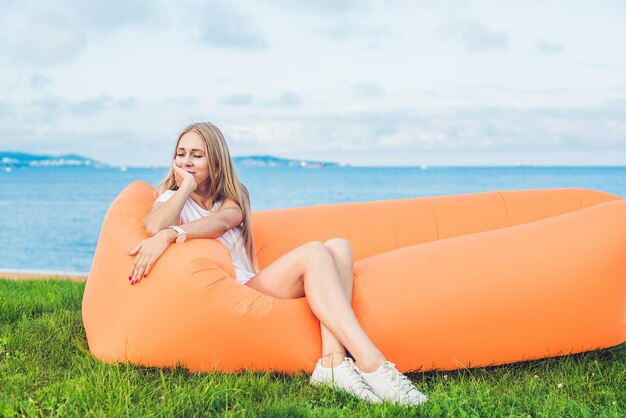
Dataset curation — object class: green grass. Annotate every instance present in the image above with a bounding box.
[0,279,624,417]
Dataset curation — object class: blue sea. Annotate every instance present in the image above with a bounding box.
[1,166,625,274]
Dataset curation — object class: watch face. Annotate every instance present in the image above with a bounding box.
[170,225,187,244]
[169,225,185,236]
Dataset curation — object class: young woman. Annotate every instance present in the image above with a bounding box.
[127,122,428,406]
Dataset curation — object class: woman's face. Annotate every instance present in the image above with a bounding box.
[175,131,210,188]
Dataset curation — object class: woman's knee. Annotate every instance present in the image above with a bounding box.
[300,241,333,265]
[324,238,352,257]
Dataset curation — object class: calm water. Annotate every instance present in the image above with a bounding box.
[1,166,624,274]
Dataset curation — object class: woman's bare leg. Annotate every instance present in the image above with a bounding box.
[245,241,386,372]
[318,238,354,367]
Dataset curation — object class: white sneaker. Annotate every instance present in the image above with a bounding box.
[310,357,382,403]
[358,361,428,406]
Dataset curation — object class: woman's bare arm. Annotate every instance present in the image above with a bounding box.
[143,161,198,235]
[143,182,195,235]
[180,198,244,239]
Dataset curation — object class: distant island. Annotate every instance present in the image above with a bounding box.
[0,152,107,168]
[0,152,342,170]
[233,155,341,169]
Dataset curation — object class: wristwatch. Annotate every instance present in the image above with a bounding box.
[168,225,188,243]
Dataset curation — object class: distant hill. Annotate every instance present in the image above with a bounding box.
[0,152,107,168]
[233,155,341,168]
[0,152,342,169]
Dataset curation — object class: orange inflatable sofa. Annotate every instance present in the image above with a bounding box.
[82,181,626,373]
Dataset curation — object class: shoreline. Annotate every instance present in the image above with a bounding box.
[0,270,87,282]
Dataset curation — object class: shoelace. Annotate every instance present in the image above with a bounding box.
[341,358,370,394]
[381,361,419,398]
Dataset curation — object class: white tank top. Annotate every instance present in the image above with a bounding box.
[154,190,256,285]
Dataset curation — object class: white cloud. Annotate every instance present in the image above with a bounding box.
[434,20,509,53]
[353,82,384,98]
[260,0,362,15]
[193,1,268,49]
[29,74,52,90]
[0,0,157,66]
[223,121,304,155]
[263,92,302,107]
[378,132,413,149]
[0,1,625,166]
[221,93,255,106]
[535,39,565,55]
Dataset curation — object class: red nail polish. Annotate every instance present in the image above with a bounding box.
[143,274,147,278]
[128,276,132,280]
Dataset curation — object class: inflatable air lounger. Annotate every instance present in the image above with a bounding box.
[82,181,626,373]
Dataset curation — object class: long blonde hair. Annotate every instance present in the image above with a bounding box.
[156,122,258,273]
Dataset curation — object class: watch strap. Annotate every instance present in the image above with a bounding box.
[168,225,188,243]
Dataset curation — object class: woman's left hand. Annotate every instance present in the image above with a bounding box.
[127,229,176,284]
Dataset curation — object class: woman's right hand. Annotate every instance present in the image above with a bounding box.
[172,160,197,192]
[127,228,177,284]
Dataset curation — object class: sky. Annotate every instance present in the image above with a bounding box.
[1,0,625,167]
